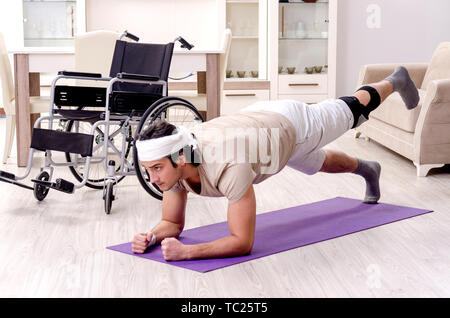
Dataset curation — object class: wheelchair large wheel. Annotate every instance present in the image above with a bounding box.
[64,118,132,189]
[133,97,204,200]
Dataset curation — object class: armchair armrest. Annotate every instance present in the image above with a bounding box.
[357,63,429,89]
[414,78,450,164]
[424,78,450,104]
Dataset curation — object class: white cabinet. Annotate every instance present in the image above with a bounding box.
[221,0,338,112]
[269,0,337,103]
[219,0,271,115]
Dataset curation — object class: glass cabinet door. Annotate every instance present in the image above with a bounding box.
[225,0,268,81]
[278,0,329,75]
[22,0,85,47]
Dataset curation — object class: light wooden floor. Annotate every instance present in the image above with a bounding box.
[0,117,449,298]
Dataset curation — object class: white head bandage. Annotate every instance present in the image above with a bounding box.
[136,125,198,162]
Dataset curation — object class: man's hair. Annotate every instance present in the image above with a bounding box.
[136,119,200,167]
[136,118,177,141]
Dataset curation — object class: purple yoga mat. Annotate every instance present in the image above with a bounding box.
[107,197,432,273]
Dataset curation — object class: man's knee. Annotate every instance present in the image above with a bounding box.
[339,86,382,129]
[339,96,365,129]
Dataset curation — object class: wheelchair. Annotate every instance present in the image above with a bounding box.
[0,32,205,214]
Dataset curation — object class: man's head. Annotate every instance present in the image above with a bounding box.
[135,119,199,191]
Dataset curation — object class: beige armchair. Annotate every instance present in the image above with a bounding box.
[355,42,450,177]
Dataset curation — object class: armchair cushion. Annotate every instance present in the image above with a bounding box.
[369,89,427,133]
[421,42,450,90]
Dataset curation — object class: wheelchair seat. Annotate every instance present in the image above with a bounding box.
[55,109,104,122]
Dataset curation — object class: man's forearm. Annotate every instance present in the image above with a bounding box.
[151,220,183,244]
[186,235,252,260]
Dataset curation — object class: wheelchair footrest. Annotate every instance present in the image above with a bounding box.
[31,128,94,157]
[31,178,75,194]
[0,176,34,190]
[0,170,16,180]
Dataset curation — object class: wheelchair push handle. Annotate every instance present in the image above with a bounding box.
[120,30,140,42]
[174,36,194,50]
[118,31,193,50]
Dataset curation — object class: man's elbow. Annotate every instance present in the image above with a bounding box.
[236,240,254,256]
[174,226,184,239]
[175,223,184,235]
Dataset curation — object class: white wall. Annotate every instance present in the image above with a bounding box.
[0,0,24,49]
[85,0,222,49]
[336,0,450,97]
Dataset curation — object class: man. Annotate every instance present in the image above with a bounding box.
[132,66,419,261]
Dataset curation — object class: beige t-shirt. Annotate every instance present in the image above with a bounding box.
[168,110,297,203]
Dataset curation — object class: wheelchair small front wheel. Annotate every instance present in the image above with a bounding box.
[33,171,50,202]
[103,181,114,215]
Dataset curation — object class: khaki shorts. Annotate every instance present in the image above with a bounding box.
[242,99,354,175]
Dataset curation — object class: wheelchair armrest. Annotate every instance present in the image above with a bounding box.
[116,72,160,82]
[58,71,102,78]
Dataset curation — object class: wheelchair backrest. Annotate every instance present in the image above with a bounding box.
[109,40,174,96]
[53,39,175,115]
